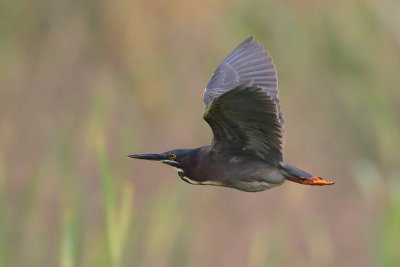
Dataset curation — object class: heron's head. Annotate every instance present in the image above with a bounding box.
[128,148,198,174]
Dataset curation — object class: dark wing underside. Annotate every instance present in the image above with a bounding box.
[203,37,283,124]
[203,84,283,165]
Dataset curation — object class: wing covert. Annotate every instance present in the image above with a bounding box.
[203,83,283,165]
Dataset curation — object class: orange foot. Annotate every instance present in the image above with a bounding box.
[286,176,334,186]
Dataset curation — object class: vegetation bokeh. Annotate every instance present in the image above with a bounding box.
[1,0,400,266]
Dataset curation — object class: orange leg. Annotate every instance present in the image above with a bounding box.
[286,176,334,186]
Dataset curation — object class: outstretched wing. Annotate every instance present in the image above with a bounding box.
[203,83,283,165]
[203,37,283,124]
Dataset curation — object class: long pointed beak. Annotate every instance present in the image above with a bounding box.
[128,153,166,161]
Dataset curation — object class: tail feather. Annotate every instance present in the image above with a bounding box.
[279,162,313,178]
[279,162,334,186]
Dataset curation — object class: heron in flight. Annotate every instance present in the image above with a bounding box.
[129,37,334,192]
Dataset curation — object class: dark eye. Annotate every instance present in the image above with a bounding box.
[169,153,176,159]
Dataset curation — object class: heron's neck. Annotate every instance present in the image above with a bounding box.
[183,146,217,182]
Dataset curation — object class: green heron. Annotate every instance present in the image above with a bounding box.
[129,37,334,192]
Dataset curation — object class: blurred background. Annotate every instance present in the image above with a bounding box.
[1,0,400,266]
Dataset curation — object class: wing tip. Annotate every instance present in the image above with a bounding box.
[237,36,257,50]
[245,36,254,43]
[242,36,264,50]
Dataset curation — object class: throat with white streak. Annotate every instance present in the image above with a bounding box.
[175,168,222,186]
